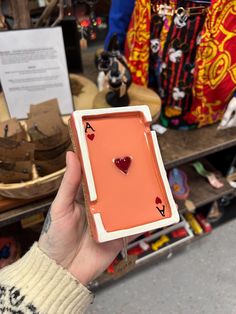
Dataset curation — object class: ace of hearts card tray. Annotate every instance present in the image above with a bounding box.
[69,106,179,242]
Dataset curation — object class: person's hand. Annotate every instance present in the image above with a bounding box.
[218,96,236,129]
[39,151,126,286]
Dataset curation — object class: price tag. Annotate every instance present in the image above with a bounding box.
[113,255,137,279]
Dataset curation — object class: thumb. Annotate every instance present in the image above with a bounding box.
[52,151,82,217]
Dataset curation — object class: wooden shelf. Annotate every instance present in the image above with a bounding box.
[176,163,235,212]
[159,124,236,169]
[0,128,235,226]
[0,44,234,290]
[0,196,53,228]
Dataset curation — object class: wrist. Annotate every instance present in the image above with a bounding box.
[0,243,94,313]
[67,257,100,286]
[38,237,96,286]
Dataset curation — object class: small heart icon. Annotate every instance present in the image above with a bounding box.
[155,196,162,204]
[114,156,132,174]
[87,134,95,141]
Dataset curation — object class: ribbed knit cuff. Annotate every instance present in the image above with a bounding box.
[0,243,94,313]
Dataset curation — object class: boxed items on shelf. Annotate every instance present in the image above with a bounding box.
[128,215,194,265]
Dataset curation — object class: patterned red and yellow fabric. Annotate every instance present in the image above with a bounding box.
[124,0,209,129]
[185,0,236,127]
[124,0,151,86]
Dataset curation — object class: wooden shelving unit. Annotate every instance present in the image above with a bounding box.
[159,124,236,170]
[0,119,235,227]
[0,46,235,287]
[0,125,235,227]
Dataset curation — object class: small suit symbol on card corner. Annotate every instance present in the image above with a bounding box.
[155,196,162,205]
[155,196,165,217]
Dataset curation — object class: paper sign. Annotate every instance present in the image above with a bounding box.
[0,28,73,119]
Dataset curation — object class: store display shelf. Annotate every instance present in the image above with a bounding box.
[90,225,208,289]
[0,162,234,227]
[0,195,52,214]
[0,196,53,228]
[159,125,236,170]
[127,216,186,251]
[176,163,235,213]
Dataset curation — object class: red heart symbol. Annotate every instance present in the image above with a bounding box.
[114,156,132,174]
[155,196,162,204]
[87,134,95,141]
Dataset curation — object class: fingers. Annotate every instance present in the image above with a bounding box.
[52,151,82,216]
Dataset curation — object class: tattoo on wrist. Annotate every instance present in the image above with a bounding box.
[41,206,52,235]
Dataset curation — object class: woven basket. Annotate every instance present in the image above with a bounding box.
[0,168,65,199]
[0,74,97,199]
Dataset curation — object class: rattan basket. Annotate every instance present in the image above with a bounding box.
[0,167,65,199]
[0,74,97,199]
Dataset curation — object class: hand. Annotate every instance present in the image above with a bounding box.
[39,151,126,286]
[218,96,236,129]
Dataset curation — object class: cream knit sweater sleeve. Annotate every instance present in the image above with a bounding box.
[0,243,94,313]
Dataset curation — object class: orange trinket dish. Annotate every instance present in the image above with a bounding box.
[69,106,179,242]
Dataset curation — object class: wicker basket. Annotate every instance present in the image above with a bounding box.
[0,74,97,199]
[0,168,65,199]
